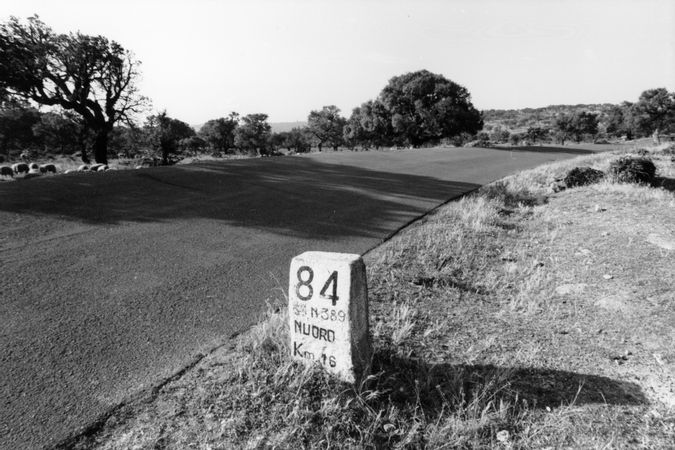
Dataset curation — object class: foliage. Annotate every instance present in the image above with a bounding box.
[489,127,511,144]
[604,103,636,139]
[179,135,207,155]
[307,105,347,151]
[234,113,272,155]
[632,88,675,141]
[554,111,598,144]
[144,111,195,164]
[563,167,605,188]
[343,99,393,149]
[0,16,148,163]
[198,113,239,153]
[476,131,490,146]
[271,127,312,153]
[0,100,41,156]
[32,111,84,155]
[525,126,550,144]
[108,125,143,158]
[608,157,657,184]
[379,70,483,147]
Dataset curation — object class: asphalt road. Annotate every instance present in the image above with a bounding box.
[0,145,605,448]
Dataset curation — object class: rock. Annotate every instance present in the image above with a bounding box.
[646,233,675,251]
[555,283,587,295]
[496,430,510,442]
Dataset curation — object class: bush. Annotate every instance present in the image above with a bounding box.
[608,157,656,184]
[563,167,605,188]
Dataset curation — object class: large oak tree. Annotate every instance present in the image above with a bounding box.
[0,16,147,163]
[379,70,483,147]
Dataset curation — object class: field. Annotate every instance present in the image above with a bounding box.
[62,144,675,449]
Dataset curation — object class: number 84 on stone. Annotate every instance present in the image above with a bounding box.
[288,251,371,384]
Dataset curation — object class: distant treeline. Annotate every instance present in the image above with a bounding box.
[481,94,675,146]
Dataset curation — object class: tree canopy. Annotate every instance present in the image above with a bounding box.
[307,105,347,151]
[145,111,194,164]
[343,100,393,149]
[234,113,272,155]
[378,70,483,146]
[633,88,675,142]
[198,113,239,153]
[0,16,148,163]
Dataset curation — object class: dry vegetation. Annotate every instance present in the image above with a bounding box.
[66,144,675,449]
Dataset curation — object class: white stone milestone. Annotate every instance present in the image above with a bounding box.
[288,251,371,383]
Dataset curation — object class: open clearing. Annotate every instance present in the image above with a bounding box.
[0,145,606,449]
[63,144,675,449]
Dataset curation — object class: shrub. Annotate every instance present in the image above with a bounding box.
[608,157,657,184]
[563,167,605,188]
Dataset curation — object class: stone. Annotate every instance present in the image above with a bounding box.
[555,283,587,295]
[646,233,675,251]
[288,251,371,383]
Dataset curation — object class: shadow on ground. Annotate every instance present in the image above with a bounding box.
[491,145,598,155]
[0,157,479,239]
[654,176,675,192]
[368,350,646,420]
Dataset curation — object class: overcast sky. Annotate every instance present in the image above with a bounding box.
[3,0,674,124]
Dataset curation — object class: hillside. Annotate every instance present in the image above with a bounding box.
[483,103,618,133]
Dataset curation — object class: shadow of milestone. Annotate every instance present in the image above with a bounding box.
[0,157,480,239]
[491,145,597,155]
[366,350,646,421]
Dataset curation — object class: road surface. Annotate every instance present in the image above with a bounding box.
[0,145,603,448]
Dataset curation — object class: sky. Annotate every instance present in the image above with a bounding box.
[2,0,674,125]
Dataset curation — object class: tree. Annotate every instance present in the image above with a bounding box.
[307,105,347,151]
[553,113,575,145]
[344,100,393,149]
[198,113,239,153]
[632,88,675,143]
[378,70,482,146]
[0,100,41,157]
[0,16,148,164]
[32,111,82,154]
[234,113,271,155]
[525,126,549,145]
[572,111,599,142]
[554,111,598,144]
[108,125,143,158]
[605,104,631,139]
[145,111,195,164]
[489,127,510,144]
[179,135,207,155]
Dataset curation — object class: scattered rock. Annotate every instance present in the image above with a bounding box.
[555,283,587,295]
[595,294,634,313]
[496,430,510,442]
[646,233,675,251]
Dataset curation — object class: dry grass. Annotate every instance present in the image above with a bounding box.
[68,144,675,449]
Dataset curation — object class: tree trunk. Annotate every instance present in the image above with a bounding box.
[317,142,322,152]
[92,130,109,164]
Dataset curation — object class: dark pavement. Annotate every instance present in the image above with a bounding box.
[0,145,602,448]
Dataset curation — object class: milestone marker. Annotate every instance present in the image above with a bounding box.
[288,251,371,383]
